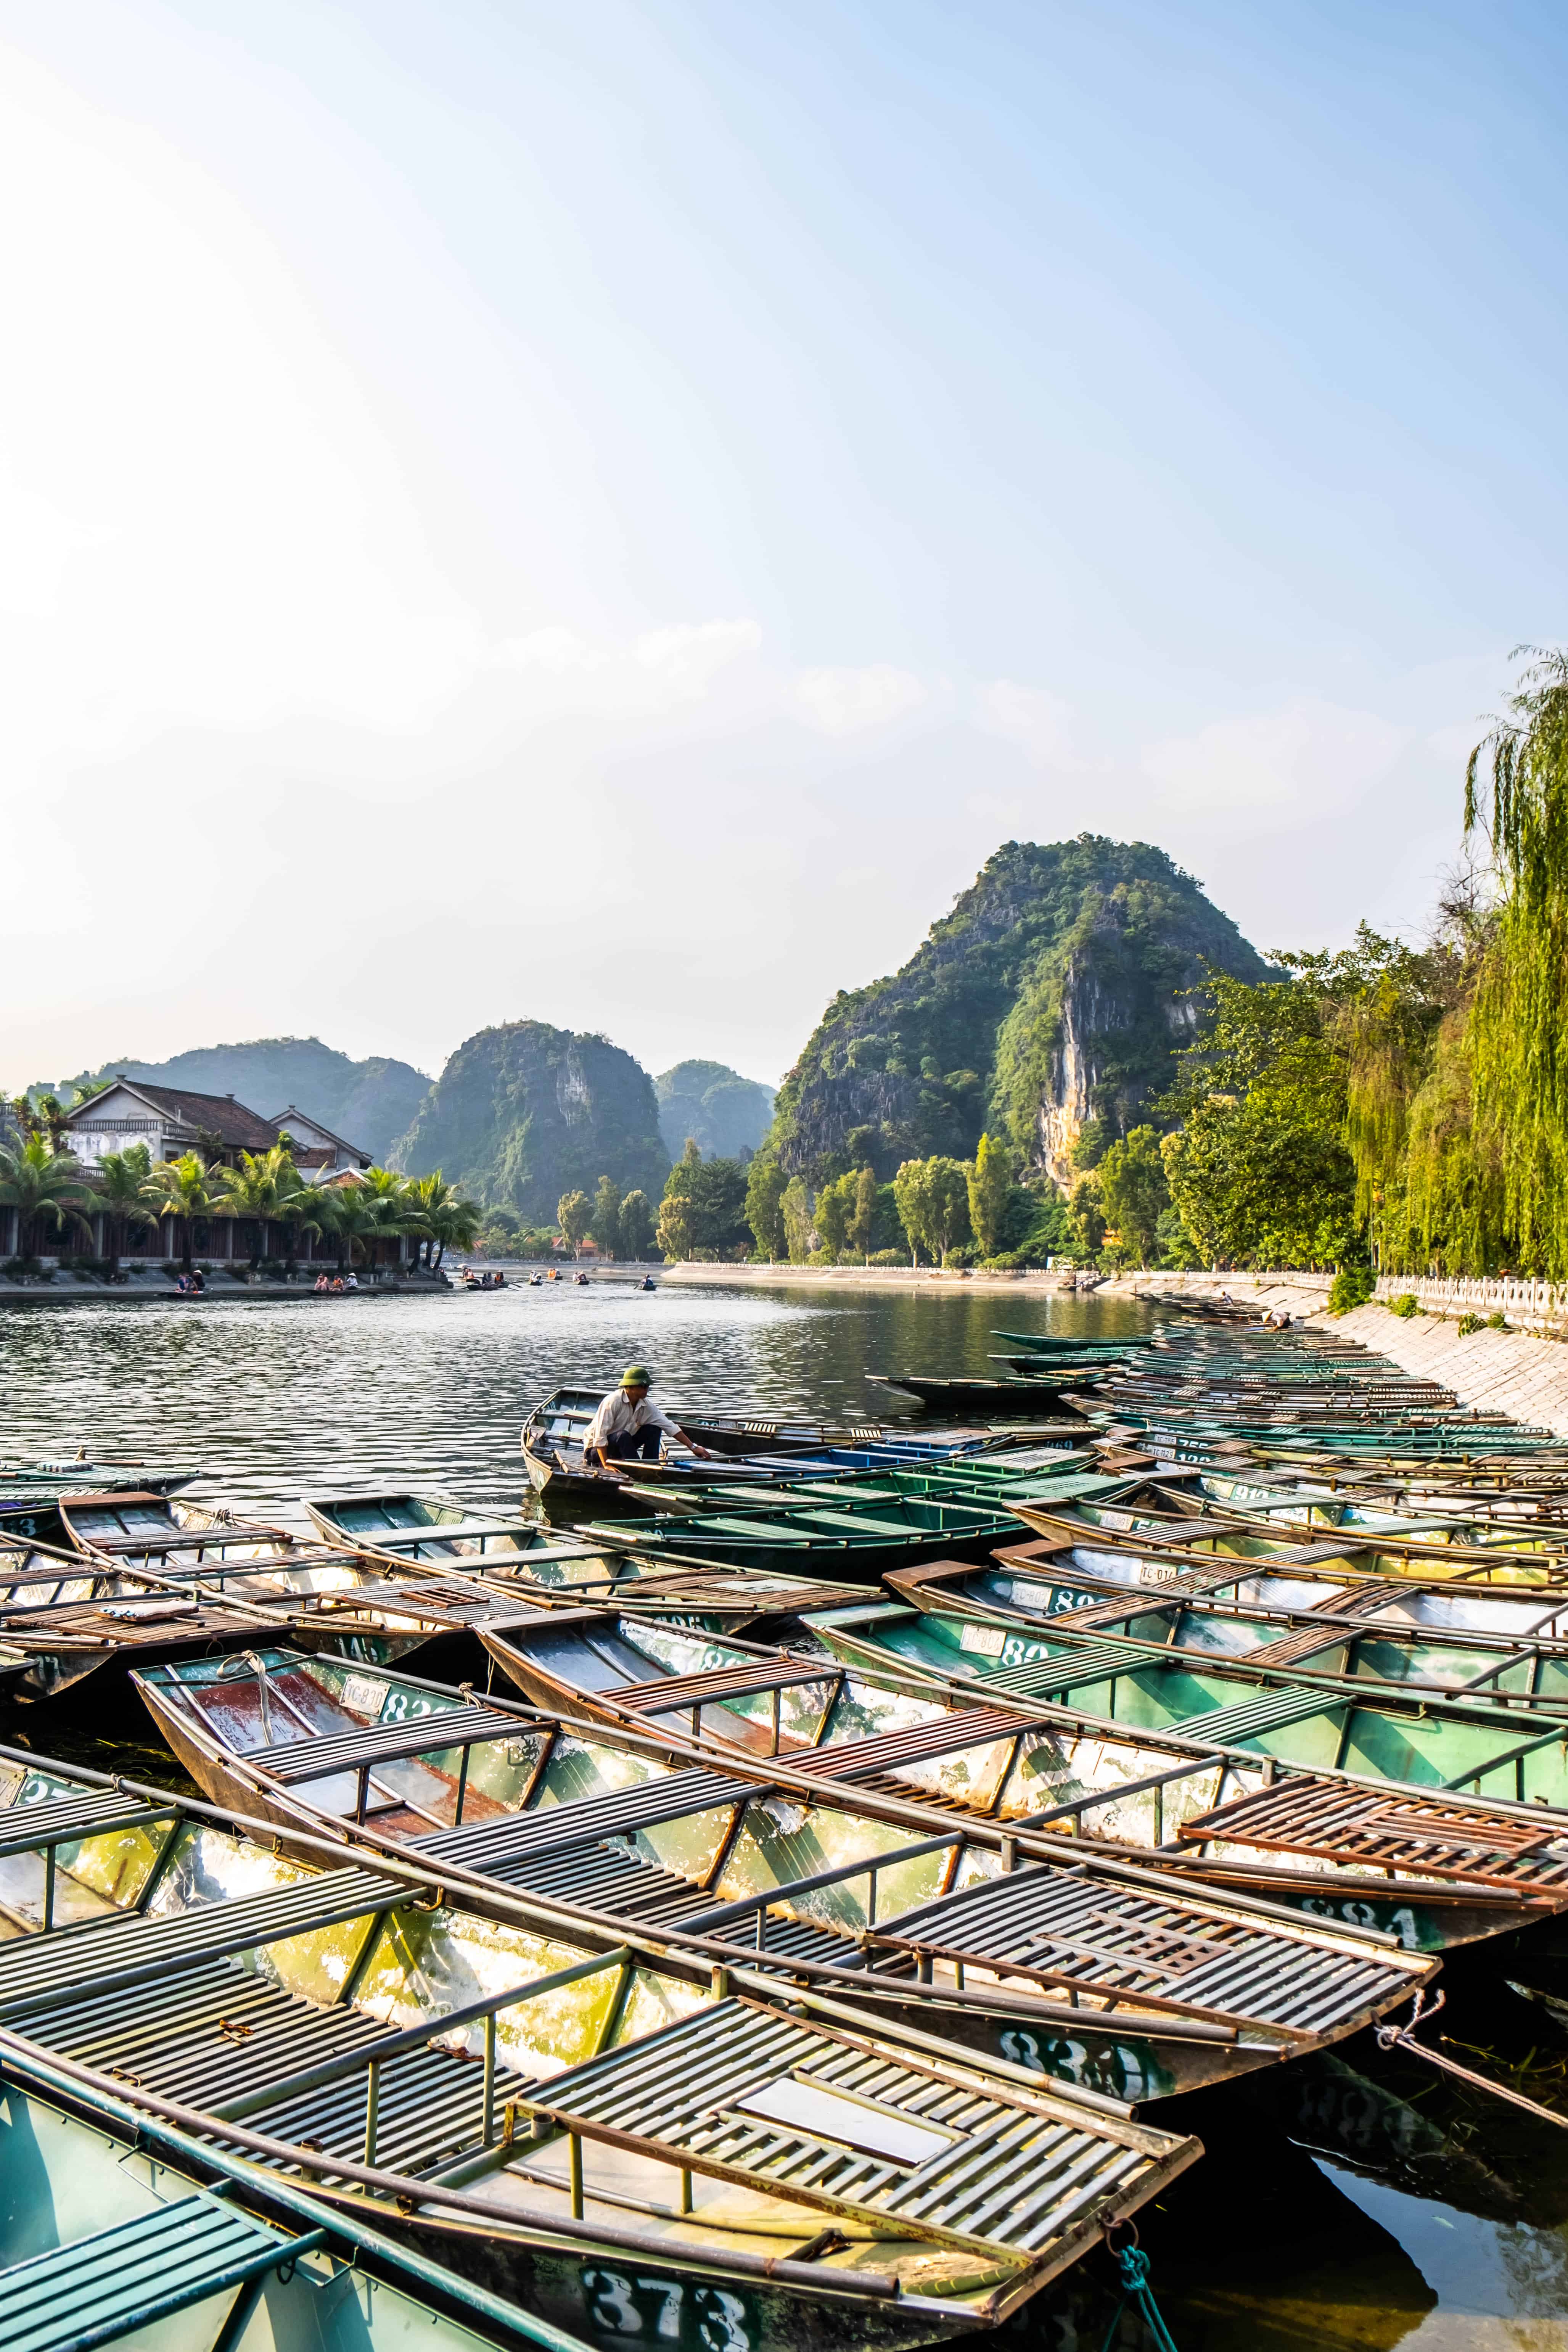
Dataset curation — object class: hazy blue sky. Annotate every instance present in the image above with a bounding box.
[5,2,1564,1089]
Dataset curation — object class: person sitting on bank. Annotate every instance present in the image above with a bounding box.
[584,1366,714,1471]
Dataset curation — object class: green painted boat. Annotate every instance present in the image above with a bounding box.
[801,1598,1568,1809]
[883,1549,1568,1710]
[578,1491,1039,1584]
[130,1649,1433,2108]
[470,1606,1568,1953]
[0,1748,1200,2344]
[0,2064,591,2352]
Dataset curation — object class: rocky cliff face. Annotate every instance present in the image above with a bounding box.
[389,1021,669,1218]
[655,1061,776,1160]
[768,837,1267,1186]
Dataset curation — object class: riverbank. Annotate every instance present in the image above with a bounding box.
[1096,1268,1568,1440]
[665,1259,1075,1295]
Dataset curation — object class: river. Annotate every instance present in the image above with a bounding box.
[6,1276,1568,2347]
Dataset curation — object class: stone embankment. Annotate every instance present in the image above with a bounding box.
[1101,1269,1568,1441]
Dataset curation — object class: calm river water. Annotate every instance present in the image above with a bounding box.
[6,1276,1568,2349]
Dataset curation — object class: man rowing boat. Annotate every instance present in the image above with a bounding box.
[583,1366,713,1470]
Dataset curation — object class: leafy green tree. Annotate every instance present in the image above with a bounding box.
[814,1170,857,1259]
[745,1153,788,1260]
[142,1152,224,1273]
[557,1189,592,1256]
[618,1190,653,1260]
[780,1176,814,1263]
[966,1133,1014,1259]
[1097,1127,1169,1265]
[93,1144,155,1275]
[590,1175,623,1258]
[1462,647,1568,1271]
[848,1165,878,1258]
[402,1171,481,1271]
[656,1189,693,1261]
[0,1136,96,1262]
[1064,1174,1105,1262]
[1160,967,1360,1269]
[892,1157,972,1267]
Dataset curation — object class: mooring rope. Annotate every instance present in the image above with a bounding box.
[1098,2219,1181,2352]
[1375,1987,1568,2132]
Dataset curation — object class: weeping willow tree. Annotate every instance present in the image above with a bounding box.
[1464,647,1568,1274]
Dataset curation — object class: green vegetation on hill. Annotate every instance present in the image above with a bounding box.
[655,1060,776,1160]
[389,1020,669,1221]
[49,1037,430,1165]
[766,837,1267,1189]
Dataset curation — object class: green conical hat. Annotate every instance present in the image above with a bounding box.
[621,1364,653,1388]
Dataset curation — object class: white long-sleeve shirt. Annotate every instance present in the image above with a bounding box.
[584,1392,680,1454]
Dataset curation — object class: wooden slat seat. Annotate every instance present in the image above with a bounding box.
[1179,1774,1568,1889]
[615,1661,830,1714]
[254,1706,524,1783]
[871,1865,1414,2035]
[789,1709,1050,1782]
[0,1789,178,1855]
[412,1770,760,1870]
[0,1865,400,2017]
[0,2195,308,2352]
[519,1993,1186,2268]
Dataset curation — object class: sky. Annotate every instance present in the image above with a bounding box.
[5,0,1567,1092]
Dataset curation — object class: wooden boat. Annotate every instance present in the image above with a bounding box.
[0,1490,549,1696]
[804,1595,1568,1811]
[573,1491,1042,1585]
[128,1649,1436,2108]
[468,1608,1568,1951]
[882,1549,1568,1711]
[0,2061,584,2352]
[867,1376,1099,1416]
[300,1490,875,1633]
[0,1752,1201,2343]
[990,1332,1154,1356]
[1002,1486,1568,1586]
[521,1390,1004,1506]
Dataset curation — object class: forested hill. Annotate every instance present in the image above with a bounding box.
[655,1061,775,1159]
[767,837,1269,1187]
[389,1020,669,1218]
[54,1037,431,1164]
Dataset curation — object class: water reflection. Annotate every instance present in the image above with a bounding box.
[0,1279,1148,1515]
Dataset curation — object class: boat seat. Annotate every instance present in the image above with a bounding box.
[1180,1775,1568,1889]
[0,2194,315,2352]
[250,1705,526,1782]
[412,1768,762,1869]
[0,1789,179,1857]
[0,1864,401,2017]
[789,1708,1054,1781]
[616,1661,831,1713]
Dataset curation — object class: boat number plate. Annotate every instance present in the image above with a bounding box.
[340,1672,388,1718]
[959,1622,1008,1657]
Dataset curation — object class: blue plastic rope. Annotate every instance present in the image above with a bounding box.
[1098,2240,1180,2352]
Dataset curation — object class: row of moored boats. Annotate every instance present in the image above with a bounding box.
[6,1303,1568,2349]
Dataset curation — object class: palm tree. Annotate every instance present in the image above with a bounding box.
[216,1145,308,1274]
[0,1137,95,1264]
[427,1192,480,1269]
[143,1153,220,1275]
[93,1144,155,1276]
[404,1171,463,1268]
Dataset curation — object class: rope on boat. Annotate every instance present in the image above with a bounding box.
[1098,2220,1180,2352]
[1375,1988,1568,2131]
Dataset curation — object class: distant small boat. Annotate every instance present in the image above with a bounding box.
[640,1274,656,1290]
[573,1271,590,1285]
